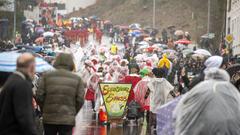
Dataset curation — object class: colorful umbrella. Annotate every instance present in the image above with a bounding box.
[192,53,205,61]
[129,23,141,29]
[0,52,54,73]
[138,41,149,46]
[194,49,212,56]
[43,31,54,37]
[162,49,176,54]
[174,30,184,36]
[174,39,191,44]
[182,48,193,55]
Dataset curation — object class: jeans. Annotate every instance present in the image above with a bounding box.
[44,124,73,135]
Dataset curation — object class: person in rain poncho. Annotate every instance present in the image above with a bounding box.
[173,68,240,135]
[158,54,171,74]
[147,68,174,131]
[134,68,152,112]
[156,57,228,135]
[189,56,224,89]
[118,59,129,81]
[80,60,96,86]
[103,65,119,82]
[85,74,100,111]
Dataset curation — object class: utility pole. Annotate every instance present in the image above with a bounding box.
[207,0,211,33]
[13,0,16,42]
[153,0,156,28]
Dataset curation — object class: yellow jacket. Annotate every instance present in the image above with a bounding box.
[110,44,118,54]
[158,54,171,69]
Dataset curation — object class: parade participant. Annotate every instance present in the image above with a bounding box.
[120,63,141,103]
[174,68,240,135]
[80,60,96,85]
[83,27,89,43]
[37,53,85,135]
[104,67,116,82]
[134,68,151,112]
[96,28,103,44]
[110,43,118,55]
[146,68,174,132]
[158,54,171,75]
[79,29,85,46]
[120,59,129,73]
[85,74,100,111]
[0,53,38,135]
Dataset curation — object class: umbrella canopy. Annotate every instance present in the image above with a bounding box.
[192,53,205,61]
[129,23,141,29]
[0,52,54,73]
[35,27,45,34]
[131,31,142,37]
[182,48,193,56]
[89,15,98,20]
[152,44,168,49]
[162,49,176,54]
[194,49,212,56]
[174,30,184,36]
[104,20,112,24]
[175,39,191,45]
[177,44,188,50]
[43,32,54,37]
[138,41,150,46]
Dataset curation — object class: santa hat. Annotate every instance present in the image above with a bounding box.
[84,60,94,67]
[90,56,99,65]
[113,55,121,63]
[146,59,153,67]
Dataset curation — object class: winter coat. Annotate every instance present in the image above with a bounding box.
[158,54,171,69]
[37,53,85,126]
[0,71,37,135]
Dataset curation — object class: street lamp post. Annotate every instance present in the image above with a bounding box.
[153,0,156,28]
[13,0,16,42]
[207,0,211,33]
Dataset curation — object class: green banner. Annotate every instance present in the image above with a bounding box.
[99,83,132,119]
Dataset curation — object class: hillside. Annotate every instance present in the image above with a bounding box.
[69,0,226,46]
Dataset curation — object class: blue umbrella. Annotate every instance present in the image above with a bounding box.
[0,52,54,73]
[131,31,141,37]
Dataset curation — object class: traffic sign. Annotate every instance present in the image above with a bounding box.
[225,34,233,44]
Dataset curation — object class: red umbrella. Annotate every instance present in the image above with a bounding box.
[175,39,192,45]
[104,20,112,24]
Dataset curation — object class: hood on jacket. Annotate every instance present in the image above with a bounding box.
[174,69,240,135]
[158,53,170,69]
[53,53,75,71]
[204,56,223,72]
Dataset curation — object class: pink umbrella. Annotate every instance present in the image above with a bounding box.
[175,39,192,45]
